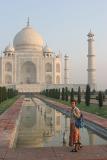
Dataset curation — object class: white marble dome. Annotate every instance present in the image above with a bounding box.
[13,25,44,50]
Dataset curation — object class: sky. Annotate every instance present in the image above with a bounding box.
[0,0,107,90]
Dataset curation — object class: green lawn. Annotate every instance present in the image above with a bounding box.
[0,96,20,115]
[78,102,107,118]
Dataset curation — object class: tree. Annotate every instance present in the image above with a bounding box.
[58,89,60,99]
[105,89,107,95]
[85,84,90,106]
[70,88,74,102]
[0,87,2,103]
[46,89,49,97]
[103,92,105,101]
[98,91,103,107]
[7,88,11,98]
[61,88,65,100]
[77,86,81,104]
[91,89,96,95]
[65,87,68,101]
[2,87,7,101]
[55,89,58,99]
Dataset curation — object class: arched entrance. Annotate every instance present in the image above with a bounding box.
[20,61,36,84]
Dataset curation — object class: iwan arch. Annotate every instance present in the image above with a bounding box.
[0,19,96,92]
[21,61,36,84]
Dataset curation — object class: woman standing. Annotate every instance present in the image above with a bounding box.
[69,100,82,152]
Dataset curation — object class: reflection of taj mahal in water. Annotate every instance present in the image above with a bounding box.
[0,18,96,92]
[16,98,67,147]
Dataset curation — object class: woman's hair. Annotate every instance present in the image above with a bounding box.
[71,100,77,105]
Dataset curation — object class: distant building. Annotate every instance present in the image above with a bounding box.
[0,19,96,92]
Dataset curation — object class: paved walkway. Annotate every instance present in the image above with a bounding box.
[0,97,24,148]
[0,145,107,160]
[0,96,107,160]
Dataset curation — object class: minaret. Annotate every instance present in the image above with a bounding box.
[87,30,96,90]
[64,54,72,84]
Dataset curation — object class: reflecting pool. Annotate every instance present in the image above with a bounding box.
[16,98,107,148]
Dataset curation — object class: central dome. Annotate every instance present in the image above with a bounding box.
[13,25,44,50]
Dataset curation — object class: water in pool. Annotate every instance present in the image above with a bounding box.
[16,98,107,148]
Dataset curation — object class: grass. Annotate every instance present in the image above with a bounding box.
[0,95,20,115]
[78,102,107,118]
[42,96,107,119]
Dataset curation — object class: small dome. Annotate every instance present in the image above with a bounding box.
[43,45,52,53]
[13,25,44,50]
[4,45,15,52]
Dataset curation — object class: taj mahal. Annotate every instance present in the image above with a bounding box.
[0,19,96,92]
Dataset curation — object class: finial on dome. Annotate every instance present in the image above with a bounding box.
[27,17,30,27]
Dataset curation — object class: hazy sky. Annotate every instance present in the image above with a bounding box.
[0,0,107,90]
